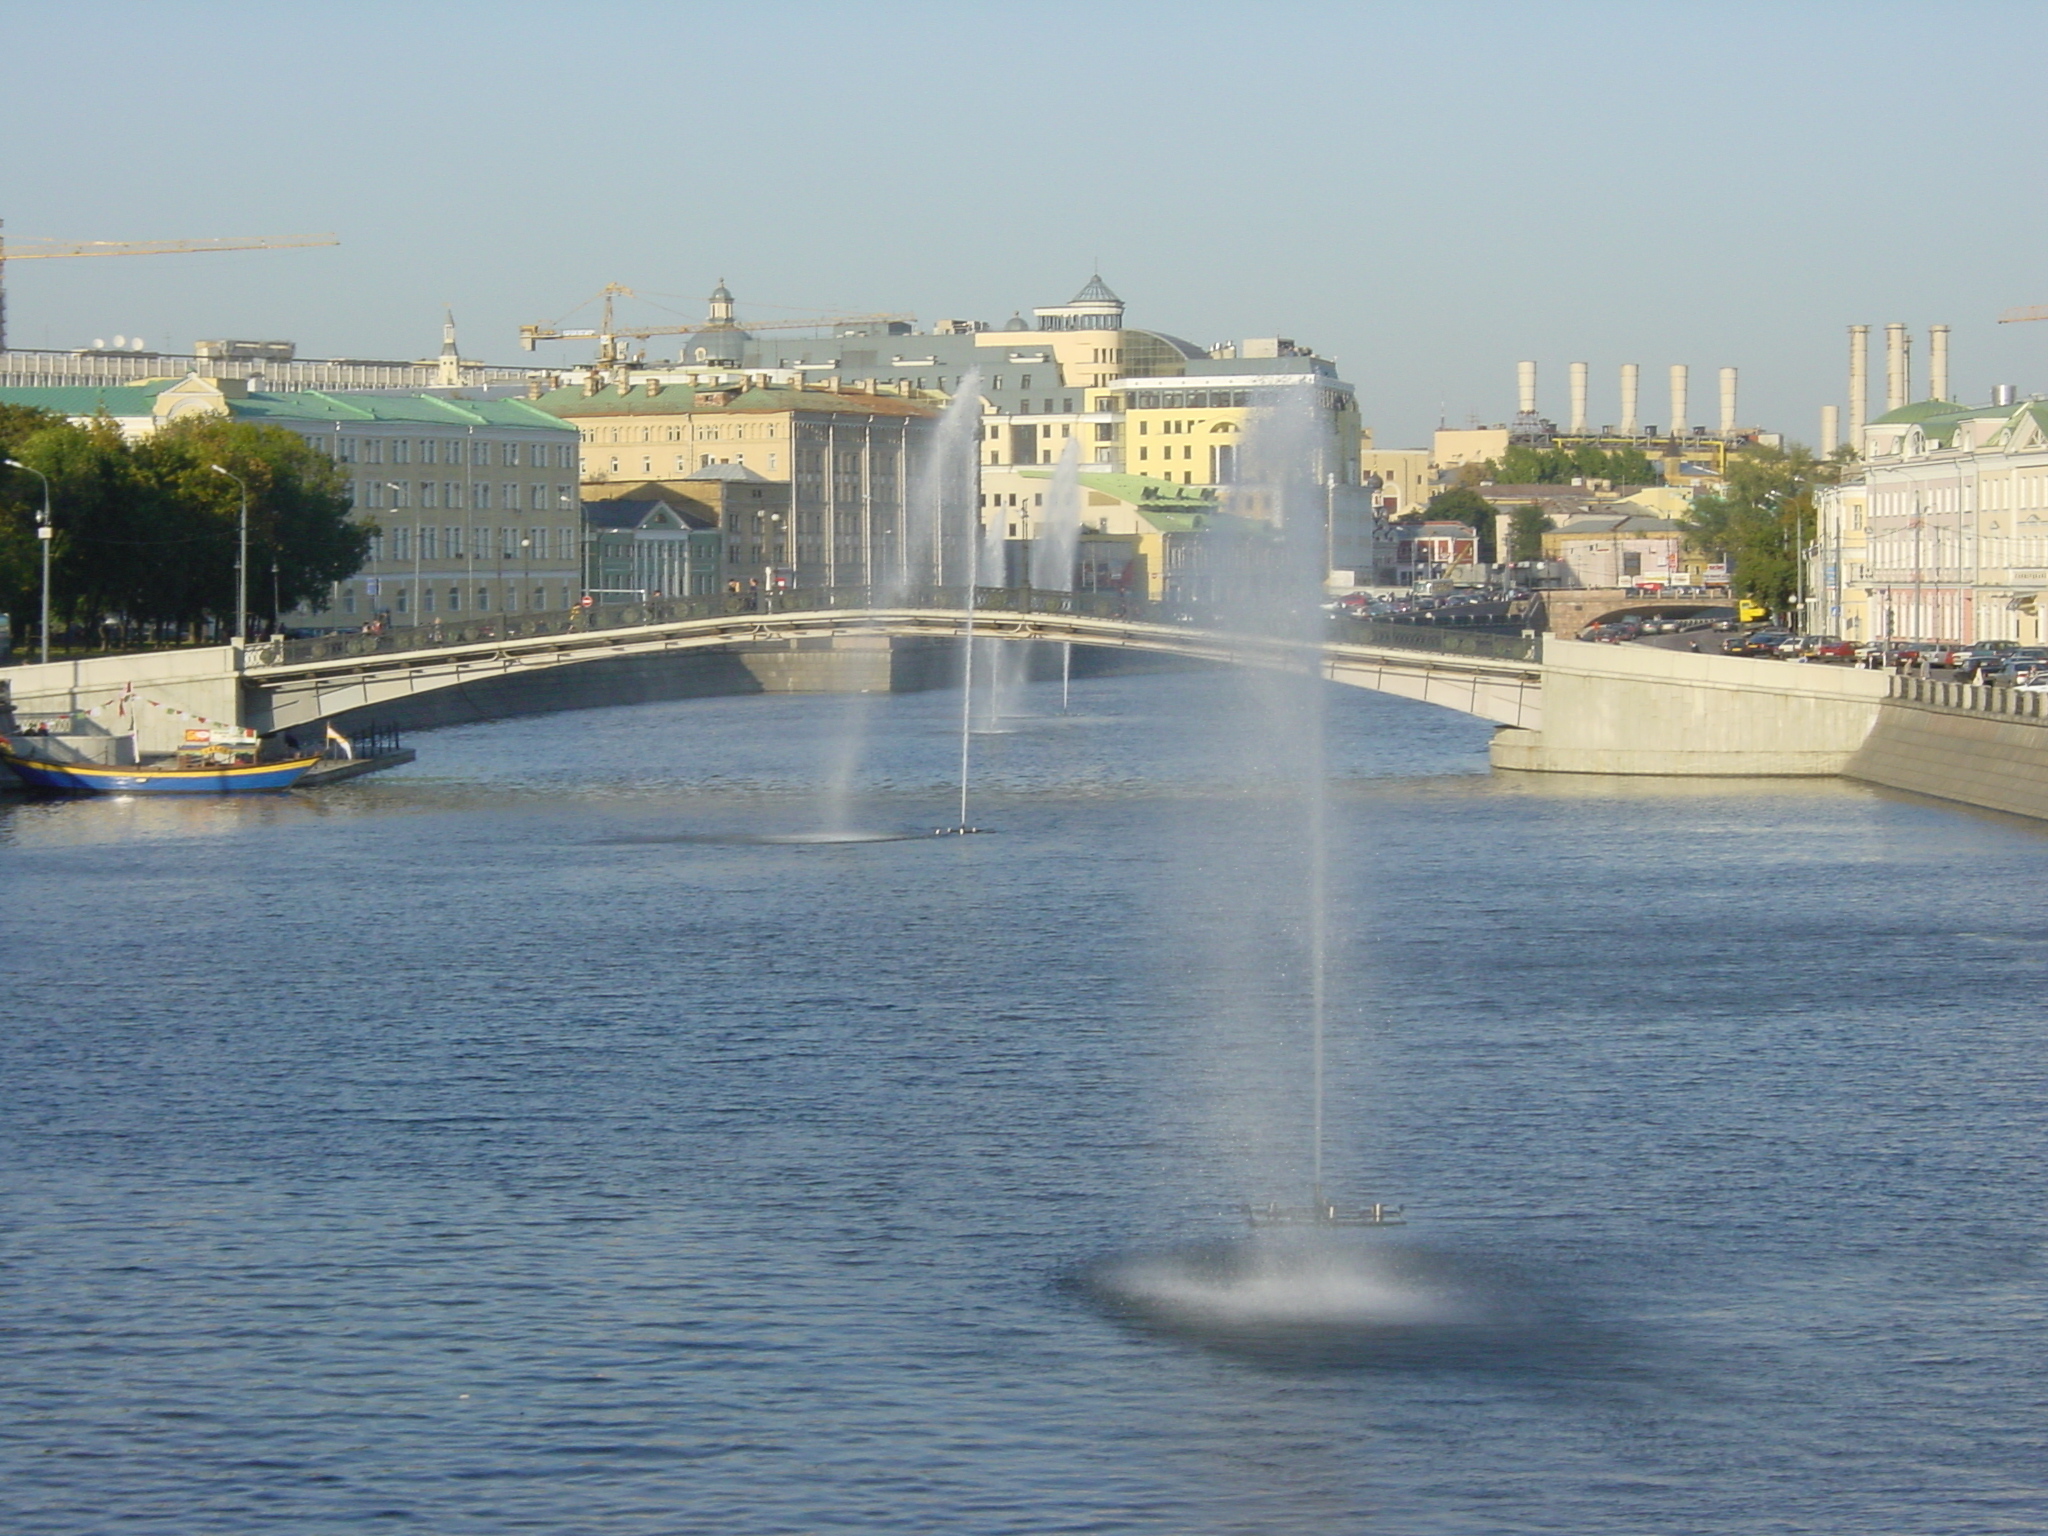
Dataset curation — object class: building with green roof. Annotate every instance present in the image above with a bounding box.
[0,374,582,631]
[1812,394,2048,644]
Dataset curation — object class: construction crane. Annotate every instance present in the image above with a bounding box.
[2000,304,2048,326]
[520,282,915,367]
[0,224,340,352]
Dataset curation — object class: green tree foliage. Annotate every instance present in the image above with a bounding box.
[1,414,368,646]
[0,404,69,634]
[1682,443,1839,618]
[1420,485,1497,563]
[1507,503,1555,562]
[1485,443,1662,486]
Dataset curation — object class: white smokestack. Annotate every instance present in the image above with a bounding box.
[1517,359,1537,416]
[1930,324,1950,402]
[1718,366,1738,434]
[1848,325,1869,443]
[1620,363,1640,435]
[1821,404,1839,453]
[1669,364,1689,438]
[1569,361,1588,433]
[1885,322,1908,411]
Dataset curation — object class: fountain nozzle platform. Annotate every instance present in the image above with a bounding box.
[1245,1198,1405,1229]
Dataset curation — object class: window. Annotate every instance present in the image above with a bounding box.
[503,442,521,467]
[423,585,436,613]
[448,586,462,611]
[768,452,779,471]
[397,586,410,614]
[367,439,385,465]
[420,527,438,559]
[1020,375,1032,389]
[420,439,436,466]
[448,526,463,558]
[367,534,384,562]
[476,482,491,510]
[446,483,460,509]
[420,482,437,509]
[342,587,356,615]
[393,440,410,465]
[394,527,412,560]
[476,587,491,611]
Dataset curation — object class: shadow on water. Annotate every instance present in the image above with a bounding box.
[1074,1233,1642,1381]
[594,830,931,847]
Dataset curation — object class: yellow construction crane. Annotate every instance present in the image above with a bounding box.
[2000,304,2048,325]
[0,224,340,351]
[520,282,914,367]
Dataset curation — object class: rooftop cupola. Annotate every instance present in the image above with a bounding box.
[1034,273,1124,332]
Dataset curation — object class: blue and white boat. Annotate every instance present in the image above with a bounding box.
[1,725,321,796]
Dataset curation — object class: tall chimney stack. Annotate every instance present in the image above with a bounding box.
[1669,364,1689,438]
[1620,363,1640,435]
[1848,324,1869,445]
[1885,322,1908,411]
[1929,324,1950,402]
[1718,366,1738,434]
[1517,359,1537,416]
[1821,404,1839,454]
[1568,361,1588,434]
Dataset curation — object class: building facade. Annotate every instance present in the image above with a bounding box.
[535,378,936,592]
[1812,398,2048,645]
[534,277,1371,585]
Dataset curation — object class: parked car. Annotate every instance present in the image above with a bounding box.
[1981,649,2048,683]
[1726,630,1792,657]
[1955,641,2024,682]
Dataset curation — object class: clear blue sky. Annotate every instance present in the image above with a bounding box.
[8,0,2047,445]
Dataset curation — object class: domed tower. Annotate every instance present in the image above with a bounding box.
[706,279,737,328]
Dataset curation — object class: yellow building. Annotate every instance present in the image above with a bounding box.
[536,377,936,590]
[1360,446,1432,522]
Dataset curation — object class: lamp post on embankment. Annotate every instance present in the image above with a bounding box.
[5,457,53,663]
[208,464,250,644]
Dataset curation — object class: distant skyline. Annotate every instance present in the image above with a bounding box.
[8,0,2048,446]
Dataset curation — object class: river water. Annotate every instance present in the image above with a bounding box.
[3,672,2045,1534]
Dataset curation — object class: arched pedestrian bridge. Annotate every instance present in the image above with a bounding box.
[1,587,1900,778]
[244,586,1542,733]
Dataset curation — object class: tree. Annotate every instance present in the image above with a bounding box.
[1507,503,1555,562]
[141,417,369,630]
[1683,442,1839,619]
[1484,443,1662,487]
[1422,485,1498,563]
[0,405,68,646]
[0,412,369,647]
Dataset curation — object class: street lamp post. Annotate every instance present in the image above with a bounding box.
[5,458,52,663]
[208,464,250,643]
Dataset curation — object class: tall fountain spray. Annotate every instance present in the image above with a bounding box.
[1210,382,1400,1230]
[917,371,984,835]
[1035,438,1083,710]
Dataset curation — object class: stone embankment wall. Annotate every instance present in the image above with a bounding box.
[1846,678,2048,821]
[1491,641,1891,776]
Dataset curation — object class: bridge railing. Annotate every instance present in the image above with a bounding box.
[258,585,1538,668]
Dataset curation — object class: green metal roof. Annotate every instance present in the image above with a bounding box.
[0,380,573,431]
[232,391,572,430]
[1018,469,1219,506]
[0,384,173,417]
